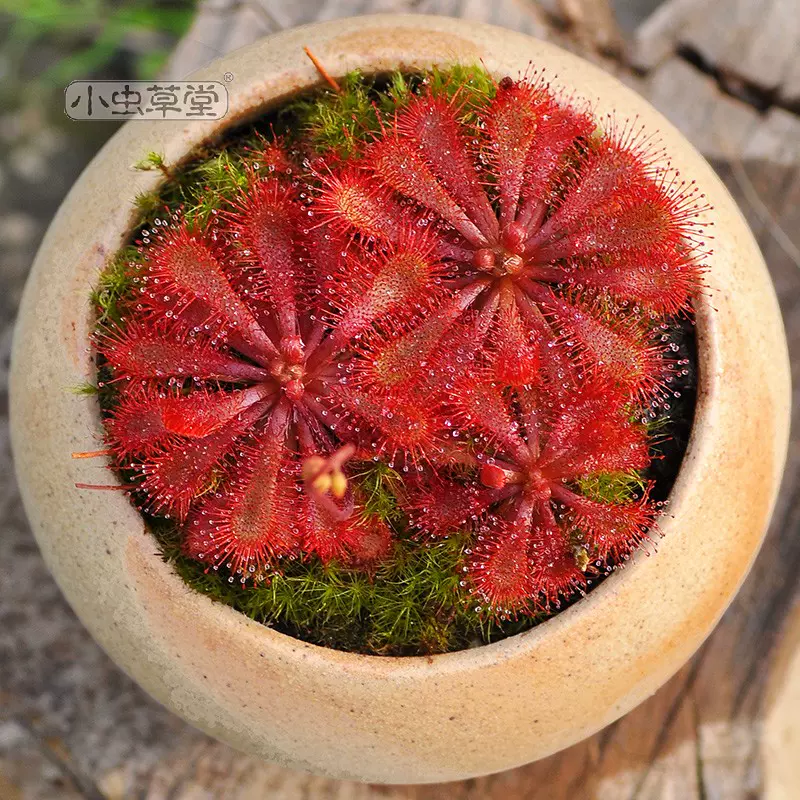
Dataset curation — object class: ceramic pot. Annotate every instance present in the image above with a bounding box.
[10,14,791,784]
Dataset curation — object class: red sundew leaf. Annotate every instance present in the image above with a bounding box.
[352,282,490,393]
[490,284,541,387]
[224,176,302,337]
[105,389,172,456]
[480,463,508,489]
[159,384,274,438]
[257,139,296,176]
[183,492,297,578]
[367,135,487,247]
[134,297,271,368]
[545,295,667,399]
[481,78,550,226]
[468,515,537,613]
[314,166,408,244]
[528,502,586,610]
[395,93,498,238]
[408,480,496,538]
[332,388,445,464]
[371,288,500,401]
[448,373,528,460]
[416,309,494,393]
[109,386,271,459]
[321,234,444,354]
[534,183,686,262]
[299,222,349,330]
[517,103,595,229]
[529,140,708,264]
[97,321,269,383]
[142,223,278,358]
[137,399,271,520]
[300,494,391,565]
[182,403,298,574]
[556,248,704,316]
[512,383,556,460]
[565,494,655,562]
[538,382,650,480]
[183,479,300,577]
[546,417,650,480]
[183,470,299,577]
[532,141,648,247]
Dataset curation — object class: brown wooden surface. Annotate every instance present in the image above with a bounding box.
[2,1,800,797]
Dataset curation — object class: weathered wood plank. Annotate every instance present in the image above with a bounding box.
[644,56,760,160]
[630,0,800,106]
[762,601,800,800]
[163,0,554,79]
[778,53,800,108]
[557,0,624,54]
[162,1,266,80]
[627,0,706,71]
[677,0,744,67]
[415,0,550,38]
[718,0,800,94]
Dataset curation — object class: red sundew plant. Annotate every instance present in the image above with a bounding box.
[83,65,706,647]
[408,376,654,613]
[315,77,705,405]
[94,170,445,576]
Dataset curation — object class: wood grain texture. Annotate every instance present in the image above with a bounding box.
[3,0,800,797]
[629,0,800,109]
[627,0,711,71]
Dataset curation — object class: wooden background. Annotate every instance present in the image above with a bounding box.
[2,0,799,797]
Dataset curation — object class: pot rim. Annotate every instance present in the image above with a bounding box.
[12,15,738,667]
[85,19,721,666]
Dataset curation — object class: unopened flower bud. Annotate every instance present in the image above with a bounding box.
[330,470,348,499]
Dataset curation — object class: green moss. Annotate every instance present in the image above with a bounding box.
[576,471,646,505]
[133,150,169,174]
[145,458,536,655]
[90,245,143,326]
[69,381,100,396]
[353,461,404,525]
[133,190,162,219]
[383,70,412,108]
[183,151,251,223]
[288,64,495,158]
[287,69,382,157]
[423,64,497,115]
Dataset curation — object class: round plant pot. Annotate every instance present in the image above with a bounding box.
[10,14,791,784]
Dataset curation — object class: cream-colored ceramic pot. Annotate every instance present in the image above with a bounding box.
[10,14,791,784]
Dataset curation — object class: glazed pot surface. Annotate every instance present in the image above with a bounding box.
[10,14,791,783]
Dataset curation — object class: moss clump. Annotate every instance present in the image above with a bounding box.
[423,63,497,112]
[133,150,170,174]
[577,471,647,505]
[90,245,143,326]
[288,69,384,157]
[70,381,100,396]
[287,65,496,157]
[149,461,534,655]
